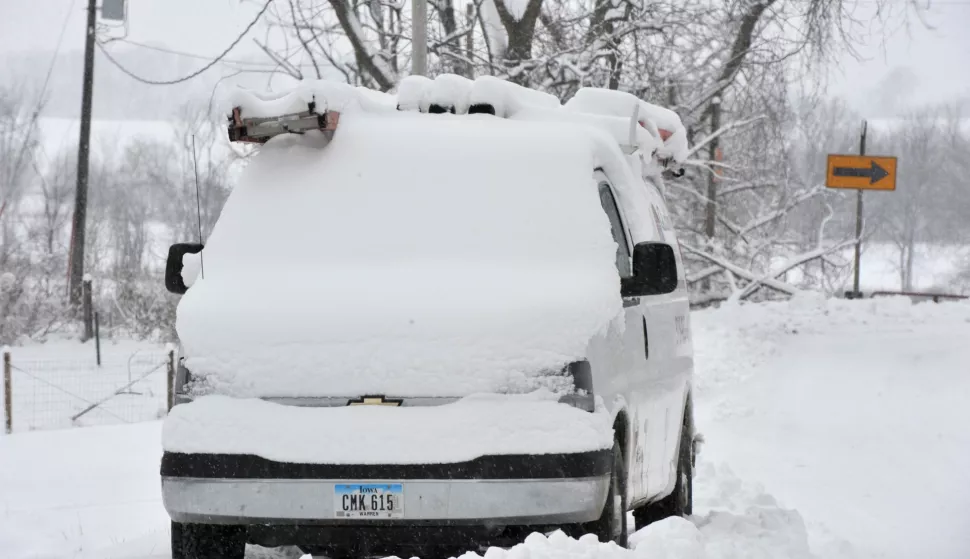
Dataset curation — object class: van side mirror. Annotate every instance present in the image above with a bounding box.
[621,242,678,297]
[165,243,204,294]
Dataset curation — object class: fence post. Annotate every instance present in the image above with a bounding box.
[82,275,94,342]
[167,345,176,412]
[3,349,11,435]
[94,311,101,366]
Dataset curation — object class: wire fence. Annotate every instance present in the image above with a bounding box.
[2,347,174,434]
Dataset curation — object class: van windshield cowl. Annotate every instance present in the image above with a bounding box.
[177,360,595,412]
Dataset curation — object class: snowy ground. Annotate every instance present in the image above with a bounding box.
[2,297,969,558]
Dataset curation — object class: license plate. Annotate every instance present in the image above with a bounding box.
[334,483,404,519]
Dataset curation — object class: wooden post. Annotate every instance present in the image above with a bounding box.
[167,347,176,411]
[68,0,98,306]
[704,97,721,240]
[82,275,94,341]
[701,97,721,294]
[3,350,11,435]
[94,311,101,366]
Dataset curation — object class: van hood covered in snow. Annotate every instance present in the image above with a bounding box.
[164,393,614,462]
[176,113,623,398]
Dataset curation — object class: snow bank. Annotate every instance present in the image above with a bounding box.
[693,297,970,559]
[163,393,614,463]
[454,471,815,559]
[176,112,622,398]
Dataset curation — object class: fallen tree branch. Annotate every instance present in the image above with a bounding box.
[681,244,800,296]
[737,238,860,300]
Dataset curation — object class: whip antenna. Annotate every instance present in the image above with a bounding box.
[192,134,205,279]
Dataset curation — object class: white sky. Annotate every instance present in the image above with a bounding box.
[824,1,970,115]
[1,0,969,118]
[0,0,266,59]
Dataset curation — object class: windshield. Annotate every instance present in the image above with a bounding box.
[202,114,614,274]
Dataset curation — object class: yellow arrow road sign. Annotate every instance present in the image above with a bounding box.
[826,155,897,191]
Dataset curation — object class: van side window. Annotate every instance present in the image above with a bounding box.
[598,183,632,278]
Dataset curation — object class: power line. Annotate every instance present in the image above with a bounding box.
[95,0,275,86]
[115,38,321,69]
[39,0,80,103]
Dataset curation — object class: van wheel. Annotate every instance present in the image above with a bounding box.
[171,521,245,559]
[633,418,693,530]
[587,441,628,547]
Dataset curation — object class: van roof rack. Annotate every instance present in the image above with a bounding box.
[227,99,340,144]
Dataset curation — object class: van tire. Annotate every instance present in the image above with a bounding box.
[587,441,628,547]
[171,521,245,559]
[632,417,693,530]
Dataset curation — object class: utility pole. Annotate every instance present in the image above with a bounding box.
[68,0,98,306]
[700,97,721,293]
[465,3,475,78]
[851,120,868,298]
[412,0,428,76]
[704,96,721,239]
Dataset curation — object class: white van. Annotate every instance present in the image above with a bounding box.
[162,76,695,559]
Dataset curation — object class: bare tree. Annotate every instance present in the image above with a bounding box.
[32,149,76,256]
[0,84,40,245]
[866,105,969,291]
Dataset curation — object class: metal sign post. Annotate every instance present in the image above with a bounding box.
[825,121,898,299]
[853,122,867,298]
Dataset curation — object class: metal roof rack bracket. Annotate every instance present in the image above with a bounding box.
[227,98,340,144]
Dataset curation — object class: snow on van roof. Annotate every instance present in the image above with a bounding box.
[468,76,561,116]
[565,88,689,163]
[223,80,395,118]
[176,111,625,398]
[226,77,684,170]
[395,75,434,111]
[397,74,476,113]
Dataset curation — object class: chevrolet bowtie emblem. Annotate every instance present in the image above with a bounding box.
[347,396,403,407]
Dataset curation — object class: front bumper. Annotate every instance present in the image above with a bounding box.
[161,450,611,526]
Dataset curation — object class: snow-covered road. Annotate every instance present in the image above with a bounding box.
[2,297,969,559]
[692,295,970,559]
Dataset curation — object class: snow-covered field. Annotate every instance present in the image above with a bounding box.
[853,242,969,293]
[2,297,969,558]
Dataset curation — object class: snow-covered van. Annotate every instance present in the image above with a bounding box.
[162,75,695,558]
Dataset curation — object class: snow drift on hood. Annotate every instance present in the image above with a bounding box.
[176,112,624,397]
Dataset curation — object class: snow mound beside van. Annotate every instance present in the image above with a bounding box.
[175,112,624,398]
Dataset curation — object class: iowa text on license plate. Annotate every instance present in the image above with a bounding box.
[334,483,404,519]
